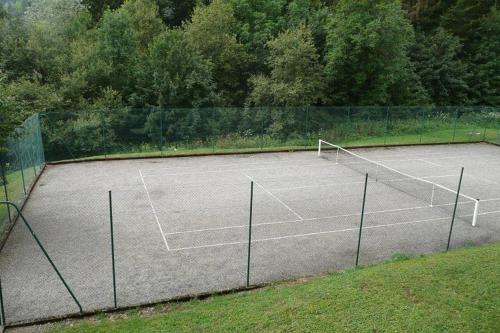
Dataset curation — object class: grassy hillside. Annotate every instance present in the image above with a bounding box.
[43,243,500,333]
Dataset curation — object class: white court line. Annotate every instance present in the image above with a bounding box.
[419,159,442,167]
[139,169,170,250]
[169,216,451,252]
[268,174,458,192]
[479,198,500,202]
[241,172,303,220]
[165,201,464,236]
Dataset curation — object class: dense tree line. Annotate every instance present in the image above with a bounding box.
[0,0,499,147]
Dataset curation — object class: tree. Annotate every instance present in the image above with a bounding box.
[91,8,140,97]
[412,28,470,105]
[185,0,250,106]
[120,0,164,50]
[468,8,500,106]
[229,0,288,71]
[325,0,428,105]
[248,25,325,107]
[144,29,217,108]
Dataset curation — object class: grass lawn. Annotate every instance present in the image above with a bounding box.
[43,243,500,333]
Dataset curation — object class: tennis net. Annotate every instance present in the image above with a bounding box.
[318,140,479,226]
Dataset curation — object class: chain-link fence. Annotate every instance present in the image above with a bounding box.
[40,106,500,162]
[0,114,45,247]
[2,140,497,326]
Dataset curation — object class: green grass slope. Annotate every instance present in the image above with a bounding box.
[45,243,500,333]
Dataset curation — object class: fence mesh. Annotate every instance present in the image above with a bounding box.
[0,114,45,246]
[40,106,500,162]
[1,108,499,326]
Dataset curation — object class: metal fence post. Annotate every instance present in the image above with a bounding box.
[0,162,11,224]
[446,167,464,251]
[159,110,164,156]
[0,201,83,312]
[304,106,309,149]
[246,181,254,288]
[0,279,5,327]
[100,112,107,159]
[452,111,458,143]
[16,141,27,196]
[0,275,5,326]
[355,173,369,267]
[383,107,389,146]
[109,191,117,308]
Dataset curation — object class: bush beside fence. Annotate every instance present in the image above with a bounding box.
[40,106,500,162]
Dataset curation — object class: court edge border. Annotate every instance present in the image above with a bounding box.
[3,275,311,329]
[46,140,498,166]
[0,163,47,253]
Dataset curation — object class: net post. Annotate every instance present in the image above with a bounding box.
[472,199,479,227]
[246,181,254,288]
[109,191,117,308]
[317,139,322,156]
[430,184,435,207]
[447,167,464,251]
[335,147,339,164]
[0,275,5,327]
[355,173,368,268]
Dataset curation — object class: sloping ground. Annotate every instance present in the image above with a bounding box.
[18,243,499,333]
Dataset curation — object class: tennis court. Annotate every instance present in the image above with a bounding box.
[1,142,499,325]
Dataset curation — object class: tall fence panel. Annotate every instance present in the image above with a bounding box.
[0,114,45,246]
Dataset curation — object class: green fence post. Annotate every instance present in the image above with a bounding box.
[16,140,27,196]
[109,191,117,308]
[355,173,368,267]
[304,106,309,149]
[446,167,464,251]
[452,111,458,143]
[0,276,5,326]
[383,107,389,146]
[0,162,11,224]
[0,201,83,312]
[246,181,254,288]
[260,108,265,151]
[100,112,107,159]
[159,110,164,157]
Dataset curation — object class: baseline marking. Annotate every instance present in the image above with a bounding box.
[241,172,303,220]
[139,169,170,250]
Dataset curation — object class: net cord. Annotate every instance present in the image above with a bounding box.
[318,139,479,226]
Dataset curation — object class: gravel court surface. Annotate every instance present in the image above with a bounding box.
[0,143,499,325]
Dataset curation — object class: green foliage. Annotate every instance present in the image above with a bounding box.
[229,0,288,70]
[468,8,500,106]
[92,8,140,97]
[144,29,217,107]
[248,25,325,107]
[185,0,250,106]
[412,28,470,105]
[325,0,427,106]
[120,0,164,50]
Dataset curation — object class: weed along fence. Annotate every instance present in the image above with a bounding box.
[40,106,500,162]
[0,107,499,327]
